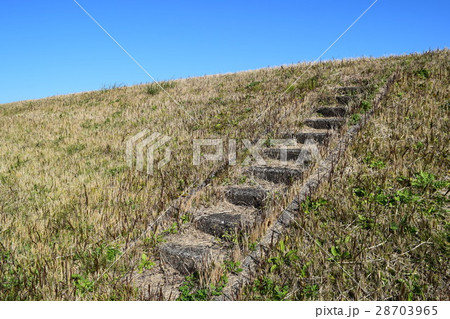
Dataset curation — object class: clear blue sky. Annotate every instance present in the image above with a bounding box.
[1,0,448,104]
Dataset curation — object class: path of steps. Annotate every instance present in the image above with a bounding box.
[131,80,402,300]
[157,88,361,286]
[218,75,398,300]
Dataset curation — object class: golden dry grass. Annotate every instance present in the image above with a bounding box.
[0,50,446,300]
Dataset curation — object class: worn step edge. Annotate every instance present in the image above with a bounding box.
[262,146,315,164]
[284,130,331,145]
[335,86,363,95]
[336,95,359,105]
[159,232,224,276]
[225,186,268,208]
[194,211,256,239]
[246,166,303,185]
[304,117,345,130]
[315,106,347,117]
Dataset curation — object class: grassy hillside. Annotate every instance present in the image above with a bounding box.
[243,50,449,301]
[0,50,448,300]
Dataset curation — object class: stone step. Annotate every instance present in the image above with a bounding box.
[267,138,297,147]
[315,106,347,117]
[336,86,363,95]
[304,117,345,130]
[159,243,210,275]
[336,95,359,105]
[285,130,331,145]
[225,186,267,208]
[263,148,302,161]
[262,147,315,166]
[247,166,303,185]
[195,212,245,238]
[159,233,223,275]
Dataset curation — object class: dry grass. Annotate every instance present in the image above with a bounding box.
[0,50,444,300]
[242,50,449,301]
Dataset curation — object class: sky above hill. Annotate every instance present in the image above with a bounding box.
[0,0,449,104]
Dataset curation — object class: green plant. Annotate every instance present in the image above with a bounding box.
[101,83,124,92]
[72,274,94,296]
[221,231,238,244]
[163,222,178,234]
[301,197,327,214]
[223,260,243,274]
[105,246,121,263]
[397,273,426,301]
[363,153,386,169]
[328,237,352,261]
[177,273,227,301]
[361,100,372,112]
[138,254,155,273]
[246,81,262,91]
[439,100,450,111]
[411,171,436,190]
[285,76,318,94]
[413,141,424,151]
[145,81,175,95]
[238,176,248,184]
[329,244,351,260]
[146,84,160,95]
[268,240,299,272]
[302,284,319,299]
[299,262,312,278]
[350,113,361,125]
[66,143,86,155]
[251,276,289,301]
[180,214,190,224]
[143,232,165,247]
[415,68,431,79]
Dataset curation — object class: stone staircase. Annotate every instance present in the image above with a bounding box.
[158,86,363,279]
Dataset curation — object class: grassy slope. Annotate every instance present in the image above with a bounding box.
[243,50,449,301]
[0,50,447,300]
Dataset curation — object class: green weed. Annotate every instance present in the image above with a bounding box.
[138,254,155,273]
[177,273,227,301]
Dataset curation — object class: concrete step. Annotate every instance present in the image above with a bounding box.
[195,212,245,238]
[262,147,315,166]
[336,95,359,105]
[285,130,331,145]
[336,86,363,95]
[263,147,302,161]
[247,166,303,185]
[304,117,345,130]
[225,186,267,208]
[315,106,347,117]
[160,243,210,275]
[159,233,223,275]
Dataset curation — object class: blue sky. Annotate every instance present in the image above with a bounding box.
[0,0,448,104]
